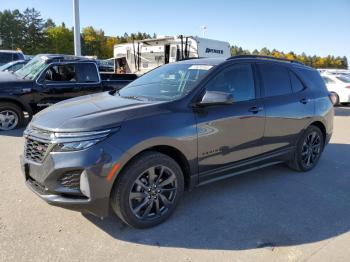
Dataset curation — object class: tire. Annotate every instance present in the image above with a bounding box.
[0,102,25,131]
[331,92,340,106]
[288,125,324,172]
[111,151,184,228]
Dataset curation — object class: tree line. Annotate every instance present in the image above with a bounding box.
[0,8,152,59]
[231,46,348,69]
[0,8,348,68]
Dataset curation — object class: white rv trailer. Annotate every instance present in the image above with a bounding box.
[113,35,231,75]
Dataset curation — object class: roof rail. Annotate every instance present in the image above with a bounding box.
[227,55,304,65]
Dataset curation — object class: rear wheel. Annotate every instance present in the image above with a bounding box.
[288,125,324,172]
[0,103,24,131]
[111,151,184,228]
[331,92,340,106]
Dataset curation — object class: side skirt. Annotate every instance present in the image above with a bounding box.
[197,147,294,186]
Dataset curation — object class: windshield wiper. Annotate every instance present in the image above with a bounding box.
[121,95,150,101]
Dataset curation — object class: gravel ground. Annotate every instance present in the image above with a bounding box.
[1,107,350,262]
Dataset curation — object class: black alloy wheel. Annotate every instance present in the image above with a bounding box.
[111,151,184,228]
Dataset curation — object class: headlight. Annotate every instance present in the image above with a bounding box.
[54,139,101,151]
[52,128,117,152]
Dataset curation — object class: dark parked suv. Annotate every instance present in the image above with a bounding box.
[21,56,334,228]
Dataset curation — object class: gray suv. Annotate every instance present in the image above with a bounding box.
[21,56,334,228]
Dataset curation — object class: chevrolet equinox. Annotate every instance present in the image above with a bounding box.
[21,56,334,228]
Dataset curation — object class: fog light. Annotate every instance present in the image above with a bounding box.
[80,171,91,198]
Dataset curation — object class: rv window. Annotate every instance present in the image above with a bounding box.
[171,47,176,57]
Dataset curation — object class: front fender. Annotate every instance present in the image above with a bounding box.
[0,95,33,116]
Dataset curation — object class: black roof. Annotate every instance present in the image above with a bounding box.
[176,57,226,66]
[176,55,313,70]
[39,54,94,63]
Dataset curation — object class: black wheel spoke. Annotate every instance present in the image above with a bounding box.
[155,166,165,184]
[147,167,157,185]
[160,188,176,193]
[159,173,176,187]
[155,198,161,216]
[129,192,146,200]
[142,201,154,218]
[135,179,148,190]
[133,199,149,215]
[159,193,171,208]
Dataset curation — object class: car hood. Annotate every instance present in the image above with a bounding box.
[31,92,159,132]
[0,71,22,82]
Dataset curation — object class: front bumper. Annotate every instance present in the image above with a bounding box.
[20,139,125,217]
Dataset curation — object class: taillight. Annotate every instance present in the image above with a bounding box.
[328,93,337,105]
[346,86,350,89]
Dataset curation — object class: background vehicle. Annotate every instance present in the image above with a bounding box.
[321,74,350,105]
[21,55,333,228]
[0,60,28,72]
[0,54,137,130]
[97,59,114,72]
[113,35,231,75]
[0,50,25,66]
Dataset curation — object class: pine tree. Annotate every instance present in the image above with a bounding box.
[22,8,46,54]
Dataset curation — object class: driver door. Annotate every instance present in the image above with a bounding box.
[36,63,79,108]
[196,63,265,181]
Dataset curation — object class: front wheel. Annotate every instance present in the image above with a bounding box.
[0,103,25,131]
[111,151,184,228]
[288,125,324,172]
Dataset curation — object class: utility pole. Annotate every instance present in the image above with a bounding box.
[73,0,81,56]
[200,26,207,37]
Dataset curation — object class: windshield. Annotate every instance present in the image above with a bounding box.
[15,55,48,80]
[336,76,350,83]
[118,63,213,101]
[0,61,14,71]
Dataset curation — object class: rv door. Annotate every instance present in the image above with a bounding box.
[169,44,177,63]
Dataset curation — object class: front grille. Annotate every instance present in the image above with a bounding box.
[58,172,81,191]
[24,138,50,163]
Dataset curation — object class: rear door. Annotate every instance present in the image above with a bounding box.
[196,62,265,180]
[75,62,103,95]
[258,63,314,154]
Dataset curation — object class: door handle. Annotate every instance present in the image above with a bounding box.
[248,106,263,114]
[300,98,309,104]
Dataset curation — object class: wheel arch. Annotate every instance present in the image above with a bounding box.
[112,144,195,192]
[0,96,33,117]
[309,121,327,142]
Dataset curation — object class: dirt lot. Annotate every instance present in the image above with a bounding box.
[1,107,350,262]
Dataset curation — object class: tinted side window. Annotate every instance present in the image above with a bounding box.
[205,63,255,102]
[78,63,99,83]
[259,63,292,97]
[289,71,304,92]
[295,68,328,93]
[44,64,76,82]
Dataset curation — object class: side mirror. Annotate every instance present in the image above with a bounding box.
[198,90,233,106]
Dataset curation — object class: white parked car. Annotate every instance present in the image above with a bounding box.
[321,74,350,105]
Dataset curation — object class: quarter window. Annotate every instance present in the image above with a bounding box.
[259,63,292,97]
[205,64,255,102]
[289,71,304,92]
